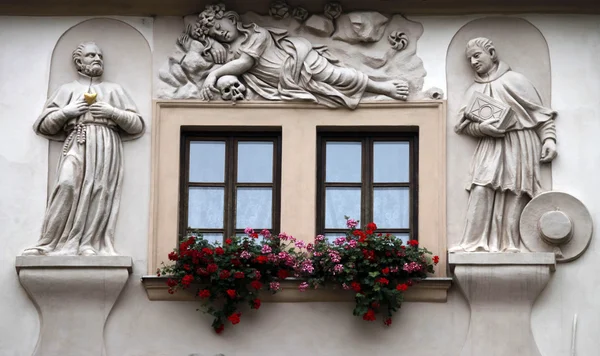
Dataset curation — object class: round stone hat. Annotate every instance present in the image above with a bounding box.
[520,191,593,262]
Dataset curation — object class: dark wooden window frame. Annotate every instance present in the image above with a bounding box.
[179,130,282,242]
[316,131,419,240]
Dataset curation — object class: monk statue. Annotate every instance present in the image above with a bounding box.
[22,42,145,256]
[450,37,557,253]
[193,4,409,109]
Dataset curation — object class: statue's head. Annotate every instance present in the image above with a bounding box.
[194,3,241,43]
[73,42,104,77]
[465,37,498,75]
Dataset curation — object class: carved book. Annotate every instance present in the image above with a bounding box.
[466,92,514,130]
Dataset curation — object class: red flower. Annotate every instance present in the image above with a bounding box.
[183,264,191,271]
[251,280,263,290]
[366,229,374,235]
[231,258,241,266]
[168,251,179,261]
[381,267,390,275]
[196,267,209,276]
[198,289,210,298]
[167,288,175,294]
[362,309,376,321]
[376,277,389,286]
[277,270,289,279]
[214,324,224,334]
[366,222,377,231]
[202,247,214,255]
[226,289,236,299]
[433,255,440,264]
[408,240,419,247]
[207,263,218,273]
[256,255,268,264]
[215,247,224,255]
[351,281,361,292]
[359,235,367,243]
[181,274,194,288]
[220,270,230,280]
[225,238,233,245]
[362,249,375,260]
[253,299,261,309]
[227,312,241,324]
[234,271,245,279]
[166,278,178,288]
[384,318,392,326]
[250,233,259,239]
[371,301,380,308]
[396,283,408,291]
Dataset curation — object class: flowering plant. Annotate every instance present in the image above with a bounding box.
[159,228,306,333]
[304,218,439,326]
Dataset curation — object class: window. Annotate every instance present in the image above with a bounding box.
[180,132,281,243]
[316,132,418,242]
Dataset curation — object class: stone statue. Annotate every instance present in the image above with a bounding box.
[450,37,557,253]
[191,4,409,109]
[22,42,145,256]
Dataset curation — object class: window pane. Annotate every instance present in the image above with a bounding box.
[395,233,410,244]
[189,141,225,183]
[325,187,361,228]
[373,142,410,183]
[188,187,224,228]
[373,188,410,228]
[199,233,223,244]
[325,142,362,183]
[236,188,272,229]
[237,141,273,183]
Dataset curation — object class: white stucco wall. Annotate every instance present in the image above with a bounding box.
[1,13,599,356]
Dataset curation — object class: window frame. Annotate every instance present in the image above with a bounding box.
[316,131,419,240]
[179,131,282,242]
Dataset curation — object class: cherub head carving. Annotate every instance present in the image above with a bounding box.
[193,3,241,43]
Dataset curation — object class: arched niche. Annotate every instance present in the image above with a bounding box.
[445,17,552,247]
[45,18,151,256]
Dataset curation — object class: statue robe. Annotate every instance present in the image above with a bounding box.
[30,78,144,255]
[236,26,369,109]
[453,62,556,252]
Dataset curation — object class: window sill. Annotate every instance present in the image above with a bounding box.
[141,276,452,303]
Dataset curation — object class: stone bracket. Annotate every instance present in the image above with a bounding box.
[16,256,133,356]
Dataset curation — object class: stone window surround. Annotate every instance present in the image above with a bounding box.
[144,100,451,302]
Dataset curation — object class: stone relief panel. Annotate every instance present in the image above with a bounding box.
[446,17,555,253]
[157,2,441,108]
[23,19,151,256]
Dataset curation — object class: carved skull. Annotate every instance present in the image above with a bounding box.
[216,75,246,101]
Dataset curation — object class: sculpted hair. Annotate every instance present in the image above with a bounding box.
[72,41,99,69]
[466,37,498,62]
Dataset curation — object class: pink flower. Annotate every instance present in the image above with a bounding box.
[403,262,422,273]
[261,245,272,254]
[328,251,341,263]
[333,264,344,274]
[348,240,357,248]
[278,232,290,241]
[244,227,255,235]
[295,240,305,249]
[390,266,399,273]
[306,243,314,252]
[260,229,272,239]
[315,235,325,242]
[301,260,315,274]
[334,237,346,246]
[346,219,358,228]
[270,281,281,291]
[298,282,309,292]
[342,283,350,290]
[240,251,252,259]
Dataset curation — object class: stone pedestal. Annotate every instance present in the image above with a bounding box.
[16,256,133,356]
[449,252,555,356]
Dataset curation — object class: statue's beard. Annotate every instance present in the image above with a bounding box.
[80,63,104,77]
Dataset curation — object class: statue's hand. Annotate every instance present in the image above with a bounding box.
[479,118,505,138]
[200,74,219,101]
[89,101,115,119]
[540,139,557,163]
[210,42,227,64]
[62,98,89,119]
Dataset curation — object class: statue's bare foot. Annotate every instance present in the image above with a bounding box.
[22,248,44,256]
[80,249,97,256]
[384,79,409,101]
